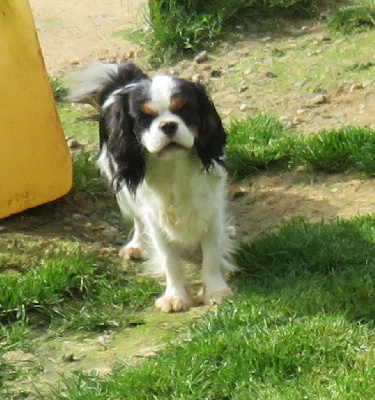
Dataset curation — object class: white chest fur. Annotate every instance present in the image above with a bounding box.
[142,152,227,245]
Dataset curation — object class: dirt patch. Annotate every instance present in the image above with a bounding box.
[30,0,146,73]
[231,170,375,242]
[1,308,206,397]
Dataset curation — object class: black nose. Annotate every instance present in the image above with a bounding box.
[160,121,178,138]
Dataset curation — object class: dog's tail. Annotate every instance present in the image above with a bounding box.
[68,61,148,110]
[68,62,118,109]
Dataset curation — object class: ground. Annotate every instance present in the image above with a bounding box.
[2,0,375,396]
[31,0,375,228]
[30,0,375,239]
[30,0,145,73]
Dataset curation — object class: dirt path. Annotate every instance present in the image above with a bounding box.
[30,0,144,74]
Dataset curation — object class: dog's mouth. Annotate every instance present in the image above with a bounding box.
[156,142,188,157]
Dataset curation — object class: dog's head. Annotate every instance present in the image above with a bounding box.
[71,62,227,194]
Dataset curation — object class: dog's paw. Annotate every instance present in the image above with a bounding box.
[119,246,146,261]
[155,295,194,313]
[196,286,233,306]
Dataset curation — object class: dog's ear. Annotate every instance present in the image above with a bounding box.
[100,90,145,195]
[193,83,227,170]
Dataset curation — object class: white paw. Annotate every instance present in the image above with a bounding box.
[119,246,146,261]
[196,286,233,306]
[155,293,194,313]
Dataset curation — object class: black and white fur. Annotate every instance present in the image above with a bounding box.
[70,62,235,312]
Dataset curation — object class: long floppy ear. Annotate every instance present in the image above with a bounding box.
[193,83,227,170]
[100,90,145,195]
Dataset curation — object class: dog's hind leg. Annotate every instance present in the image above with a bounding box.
[116,188,147,260]
[119,216,147,260]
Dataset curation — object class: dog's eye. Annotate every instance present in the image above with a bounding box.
[140,102,158,116]
[170,97,186,112]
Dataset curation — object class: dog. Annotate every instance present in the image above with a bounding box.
[70,62,235,312]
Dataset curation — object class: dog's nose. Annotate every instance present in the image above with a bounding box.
[160,121,178,138]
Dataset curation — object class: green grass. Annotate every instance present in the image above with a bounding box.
[0,225,160,350]
[144,0,375,63]
[227,116,375,177]
[0,234,161,393]
[72,152,108,195]
[297,126,375,174]
[45,215,375,399]
[59,105,98,148]
[227,115,296,177]
[51,77,69,103]
[146,0,318,63]
[0,242,160,336]
[329,0,375,34]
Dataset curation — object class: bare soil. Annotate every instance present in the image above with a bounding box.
[30,0,145,73]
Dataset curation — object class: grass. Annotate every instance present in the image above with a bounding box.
[4,42,375,395]
[72,152,108,195]
[226,115,296,177]
[45,215,375,399]
[59,105,98,147]
[329,0,375,34]
[297,126,375,174]
[226,116,375,177]
[146,0,318,63]
[0,238,160,392]
[0,235,161,391]
[0,240,160,333]
[142,1,375,63]
[51,77,69,103]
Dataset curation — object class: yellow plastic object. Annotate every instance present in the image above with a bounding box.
[0,0,72,219]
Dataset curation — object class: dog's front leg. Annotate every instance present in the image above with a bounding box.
[199,238,233,306]
[149,228,195,313]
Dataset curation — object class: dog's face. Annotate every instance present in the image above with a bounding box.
[128,75,199,158]
[99,63,227,193]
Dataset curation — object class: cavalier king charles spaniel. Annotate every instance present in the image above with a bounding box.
[70,62,236,312]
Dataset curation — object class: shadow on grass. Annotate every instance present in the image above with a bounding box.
[235,215,375,325]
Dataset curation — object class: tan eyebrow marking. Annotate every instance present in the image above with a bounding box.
[170,97,186,112]
[140,102,158,116]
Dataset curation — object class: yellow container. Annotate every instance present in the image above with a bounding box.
[0,0,72,219]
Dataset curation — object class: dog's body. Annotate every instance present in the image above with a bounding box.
[70,62,235,312]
